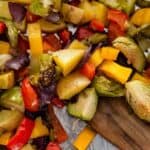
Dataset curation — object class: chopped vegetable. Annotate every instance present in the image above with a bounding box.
[0,1,12,20]
[130,8,150,26]
[0,87,24,112]
[90,19,104,32]
[53,49,85,76]
[29,0,51,17]
[0,18,18,48]
[126,80,150,122]
[88,48,103,67]
[30,117,49,139]
[0,54,12,70]
[101,46,119,60]
[0,71,14,89]
[68,88,98,121]
[108,9,128,32]
[99,61,132,84]
[79,1,107,24]
[113,36,146,72]
[7,117,35,150]
[68,40,87,50]
[21,144,35,150]
[92,75,125,97]
[8,2,27,22]
[80,62,96,80]
[27,22,43,74]
[0,132,12,145]
[0,22,6,34]
[132,73,150,83]
[73,126,96,150]
[136,0,150,8]
[0,109,23,132]
[0,41,10,54]
[57,72,91,100]
[21,78,39,112]
[62,3,84,24]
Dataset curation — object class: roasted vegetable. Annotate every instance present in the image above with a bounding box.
[0,132,12,145]
[53,49,85,76]
[92,75,125,97]
[67,88,98,121]
[0,41,10,54]
[126,80,150,122]
[101,47,119,61]
[57,72,91,100]
[38,19,66,33]
[130,8,150,26]
[27,22,43,74]
[29,0,52,17]
[61,3,84,24]
[79,1,107,24]
[113,36,146,72]
[0,71,14,89]
[136,0,150,8]
[134,25,150,52]
[73,126,96,150]
[99,0,136,14]
[88,48,103,67]
[0,1,12,20]
[0,110,23,132]
[0,54,12,70]
[99,61,132,84]
[0,18,18,48]
[0,87,24,112]
[30,117,49,139]
[69,40,88,50]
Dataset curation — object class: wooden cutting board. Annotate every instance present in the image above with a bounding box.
[89,98,150,150]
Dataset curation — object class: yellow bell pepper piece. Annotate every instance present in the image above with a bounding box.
[21,144,35,150]
[130,8,150,26]
[88,48,104,67]
[69,40,88,50]
[99,61,132,84]
[27,23,43,74]
[30,117,49,139]
[79,1,107,24]
[132,73,150,83]
[0,41,10,54]
[0,132,12,145]
[73,126,96,150]
[101,47,120,61]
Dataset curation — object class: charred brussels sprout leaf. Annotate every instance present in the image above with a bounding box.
[92,75,125,97]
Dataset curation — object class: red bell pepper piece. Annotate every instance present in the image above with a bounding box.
[26,11,41,23]
[46,142,61,150]
[77,27,93,41]
[90,19,104,32]
[80,62,96,80]
[21,77,39,112]
[108,21,125,42]
[7,117,35,150]
[48,104,68,143]
[0,21,6,34]
[59,29,71,45]
[51,98,64,108]
[108,9,128,32]
[43,34,62,51]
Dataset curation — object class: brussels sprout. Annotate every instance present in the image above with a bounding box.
[92,75,125,97]
[126,80,150,122]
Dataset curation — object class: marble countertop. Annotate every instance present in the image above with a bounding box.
[54,107,118,150]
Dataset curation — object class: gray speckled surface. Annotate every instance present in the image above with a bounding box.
[54,107,118,150]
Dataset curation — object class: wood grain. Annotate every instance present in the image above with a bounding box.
[89,98,150,150]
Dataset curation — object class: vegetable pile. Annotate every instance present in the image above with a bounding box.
[0,0,150,149]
